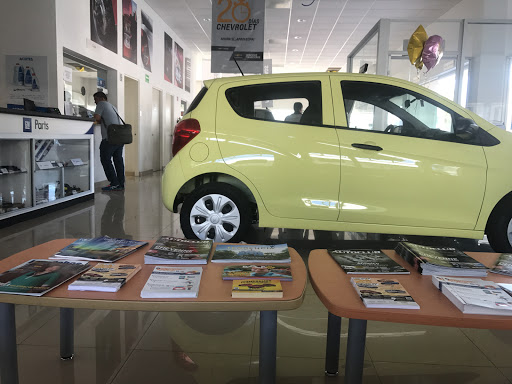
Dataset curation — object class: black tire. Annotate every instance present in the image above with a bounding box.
[180,182,250,243]
[486,203,512,252]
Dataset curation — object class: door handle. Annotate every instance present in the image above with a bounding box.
[351,143,383,151]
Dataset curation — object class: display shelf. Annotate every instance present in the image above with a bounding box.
[0,171,28,176]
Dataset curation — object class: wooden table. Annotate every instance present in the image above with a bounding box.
[0,240,307,384]
[308,249,512,384]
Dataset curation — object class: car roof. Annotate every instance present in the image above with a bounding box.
[203,72,410,88]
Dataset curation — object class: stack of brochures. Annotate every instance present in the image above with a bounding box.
[140,266,203,298]
[395,242,487,276]
[351,277,420,309]
[0,259,89,296]
[144,236,213,264]
[222,265,292,281]
[68,263,141,292]
[231,279,283,298]
[328,249,409,274]
[211,243,291,263]
[432,276,512,316]
[50,236,148,263]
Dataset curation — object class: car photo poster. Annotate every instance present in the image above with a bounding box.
[164,33,173,83]
[185,57,191,92]
[174,42,184,89]
[211,0,265,74]
[122,0,137,64]
[5,55,48,107]
[141,10,153,72]
[90,0,118,53]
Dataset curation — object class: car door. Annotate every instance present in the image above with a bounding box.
[330,75,487,230]
[216,76,341,221]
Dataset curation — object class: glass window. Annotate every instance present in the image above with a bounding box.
[225,81,322,125]
[341,81,464,142]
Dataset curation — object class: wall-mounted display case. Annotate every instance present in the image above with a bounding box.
[0,109,94,223]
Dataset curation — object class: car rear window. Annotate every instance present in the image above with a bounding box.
[185,86,208,115]
[225,81,323,125]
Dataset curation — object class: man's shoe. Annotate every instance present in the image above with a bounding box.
[102,185,123,191]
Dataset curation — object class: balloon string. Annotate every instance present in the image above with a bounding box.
[302,0,316,6]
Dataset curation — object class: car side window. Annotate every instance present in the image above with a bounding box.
[341,81,469,143]
[225,81,323,125]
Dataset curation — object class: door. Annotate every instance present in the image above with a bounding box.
[330,76,487,229]
[216,77,341,221]
[162,92,174,167]
[124,76,139,176]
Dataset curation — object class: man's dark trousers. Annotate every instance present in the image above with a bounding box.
[100,139,125,187]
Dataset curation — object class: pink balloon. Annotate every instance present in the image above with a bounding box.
[422,35,444,71]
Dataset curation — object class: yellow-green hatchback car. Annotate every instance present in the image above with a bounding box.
[163,73,512,252]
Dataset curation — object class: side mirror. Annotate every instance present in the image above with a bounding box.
[455,117,479,141]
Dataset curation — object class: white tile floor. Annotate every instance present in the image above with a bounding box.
[0,172,510,384]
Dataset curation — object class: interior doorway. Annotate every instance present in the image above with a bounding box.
[151,88,162,171]
[124,76,139,176]
[162,93,174,168]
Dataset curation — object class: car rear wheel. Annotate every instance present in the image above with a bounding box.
[486,204,512,252]
[180,183,250,243]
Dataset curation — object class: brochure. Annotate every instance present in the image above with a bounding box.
[68,263,141,292]
[211,243,291,263]
[0,259,89,296]
[144,236,213,264]
[140,266,203,298]
[328,249,409,274]
[350,277,420,309]
[490,253,512,276]
[231,279,283,298]
[222,265,292,281]
[50,236,148,263]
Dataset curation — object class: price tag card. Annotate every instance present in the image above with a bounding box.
[36,161,54,170]
[57,163,64,168]
[0,168,8,174]
[20,168,27,172]
[70,158,84,166]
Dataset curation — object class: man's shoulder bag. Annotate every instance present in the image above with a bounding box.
[106,108,133,145]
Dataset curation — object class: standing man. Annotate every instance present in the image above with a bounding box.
[93,91,125,191]
[285,102,303,123]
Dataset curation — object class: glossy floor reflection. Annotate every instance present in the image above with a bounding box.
[0,172,509,384]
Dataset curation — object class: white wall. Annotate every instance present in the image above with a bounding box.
[0,0,59,107]
[55,0,199,175]
[441,0,512,19]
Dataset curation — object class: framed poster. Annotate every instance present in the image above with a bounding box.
[90,0,118,53]
[174,42,184,89]
[122,0,137,63]
[164,33,173,83]
[141,10,153,72]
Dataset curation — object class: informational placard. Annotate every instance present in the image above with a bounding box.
[36,161,54,170]
[70,158,84,166]
[211,0,265,74]
[6,55,48,106]
[185,57,191,92]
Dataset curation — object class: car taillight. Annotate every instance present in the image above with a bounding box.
[172,119,201,156]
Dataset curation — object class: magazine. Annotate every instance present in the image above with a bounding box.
[0,259,90,296]
[395,242,487,276]
[231,279,283,298]
[140,266,203,298]
[431,276,512,315]
[144,236,213,264]
[328,249,409,274]
[350,277,420,309]
[222,265,292,281]
[211,243,291,263]
[68,263,141,292]
[50,236,148,263]
[490,253,512,276]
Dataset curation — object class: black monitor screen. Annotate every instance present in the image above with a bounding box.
[23,98,36,111]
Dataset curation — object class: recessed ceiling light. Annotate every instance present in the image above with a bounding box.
[294,36,302,39]
[297,19,306,22]
[292,49,299,52]
[203,18,211,22]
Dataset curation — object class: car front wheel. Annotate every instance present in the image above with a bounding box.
[180,183,250,243]
[486,205,512,252]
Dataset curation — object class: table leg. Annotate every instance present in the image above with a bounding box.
[345,318,367,384]
[60,308,74,360]
[325,312,342,376]
[259,310,277,384]
[0,303,19,384]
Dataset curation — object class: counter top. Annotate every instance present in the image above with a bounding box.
[0,108,94,122]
